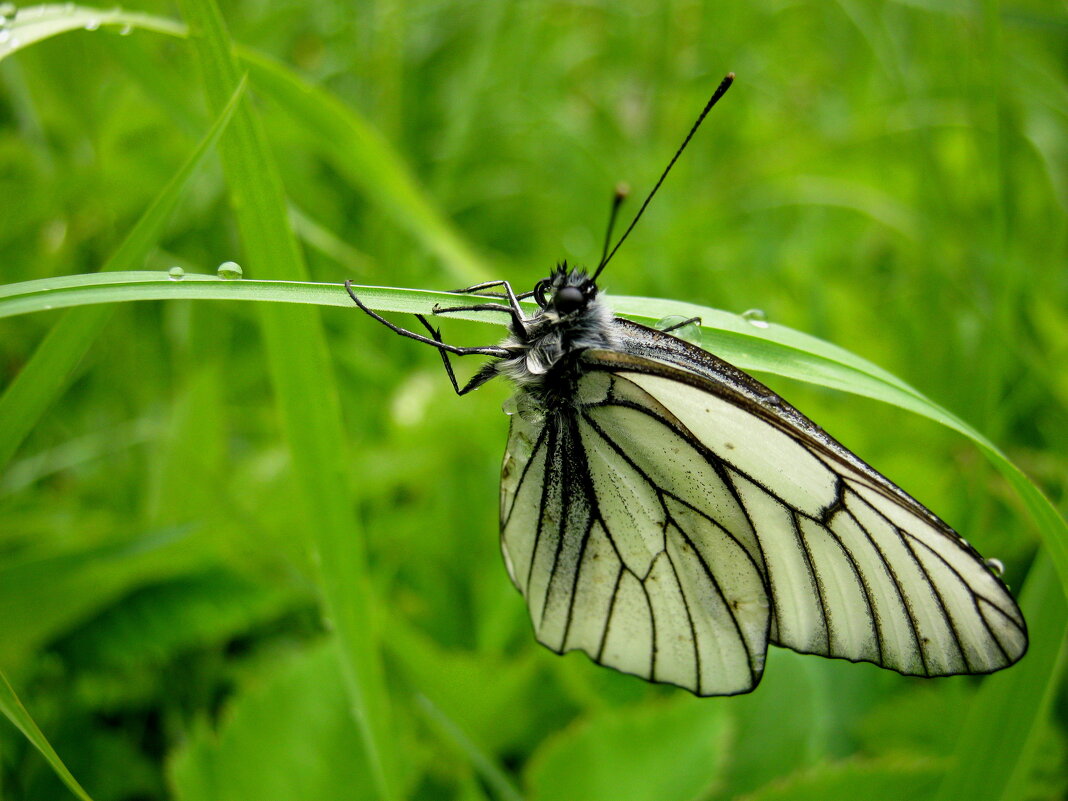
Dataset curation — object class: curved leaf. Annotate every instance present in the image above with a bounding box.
[0,671,95,801]
[3,271,1062,609]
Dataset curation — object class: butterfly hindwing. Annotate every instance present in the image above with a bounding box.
[501,366,772,696]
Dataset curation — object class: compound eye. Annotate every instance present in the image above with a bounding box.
[553,286,585,315]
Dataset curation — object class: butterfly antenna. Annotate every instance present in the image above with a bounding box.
[592,72,734,281]
[595,183,630,274]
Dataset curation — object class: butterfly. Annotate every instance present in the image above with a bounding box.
[345,73,1027,695]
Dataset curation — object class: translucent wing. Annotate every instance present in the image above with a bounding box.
[500,370,770,696]
[500,326,1027,695]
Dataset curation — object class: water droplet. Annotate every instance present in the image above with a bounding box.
[655,314,685,330]
[84,17,101,30]
[516,395,544,424]
[119,23,132,35]
[763,392,781,406]
[503,394,542,423]
[0,3,16,26]
[168,266,185,280]
[984,558,1005,578]
[216,260,243,279]
[655,315,703,346]
[741,308,769,329]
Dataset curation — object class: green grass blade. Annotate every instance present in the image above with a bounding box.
[932,554,1067,801]
[174,0,396,797]
[0,671,95,801]
[0,274,1005,432]
[0,274,497,318]
[0,4,183,60]
[415,695,525,801]
[4,272,1063,608]
[0,271,1043,454]
[0,79,245,471]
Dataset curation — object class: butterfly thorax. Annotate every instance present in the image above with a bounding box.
[495,265,619,410]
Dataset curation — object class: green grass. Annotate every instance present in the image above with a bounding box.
[1,1,1066,800]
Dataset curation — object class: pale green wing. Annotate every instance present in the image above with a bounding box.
[583,349,1027,678]
[500,369,771,697]
[499,346,1026,697]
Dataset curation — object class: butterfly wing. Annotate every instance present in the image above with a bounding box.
[500,324,1027,695]
[500,371,770,696]
[585,333,1028,678]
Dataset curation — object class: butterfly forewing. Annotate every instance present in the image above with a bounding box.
[570,342,1026,680]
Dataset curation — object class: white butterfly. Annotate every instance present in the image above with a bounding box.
[345,73,1027,695]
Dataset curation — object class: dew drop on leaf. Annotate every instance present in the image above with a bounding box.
[216,261,243,280]
[741,308,769,329]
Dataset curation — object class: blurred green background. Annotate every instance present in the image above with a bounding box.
[1,0,1066,799]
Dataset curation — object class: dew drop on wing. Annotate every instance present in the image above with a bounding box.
[655,315,703,345]
[503,392,544,423]
[516,394,544,424]
[985,558,1005,578]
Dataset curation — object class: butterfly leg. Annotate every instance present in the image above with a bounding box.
[432,301,528,332]
[433,280,528,331]
[660,316,702,333]
[447,280,537,302]
[344,281,509,358]
[414,315,500,396]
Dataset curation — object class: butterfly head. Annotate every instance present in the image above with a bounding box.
[533,262,599,319]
